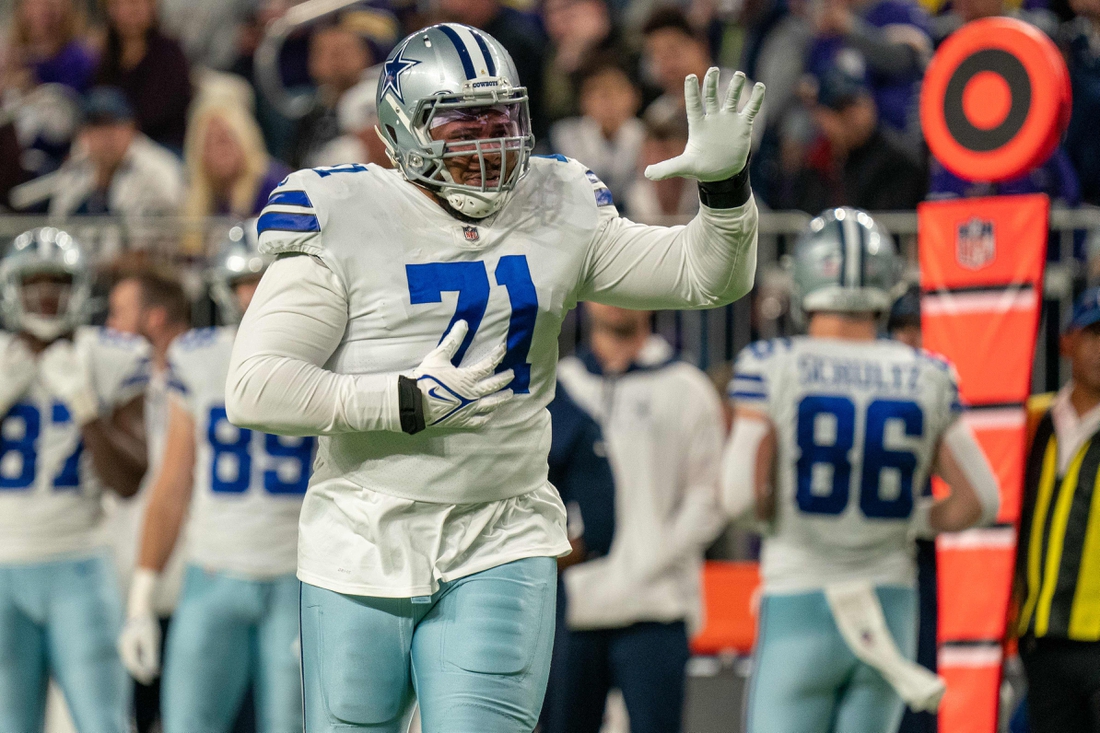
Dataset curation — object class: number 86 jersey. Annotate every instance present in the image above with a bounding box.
[170,327,314,577]
[732,336,962,593]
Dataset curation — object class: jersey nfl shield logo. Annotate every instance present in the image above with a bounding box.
[462,226,480,242]
[955,218,995,270]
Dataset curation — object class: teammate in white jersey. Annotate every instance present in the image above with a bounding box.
[723,208,1001,733]
[226,22,763,732]
[0,228,150,733]
[118,225,314,733]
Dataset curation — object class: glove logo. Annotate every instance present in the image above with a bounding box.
[418,375,473,425]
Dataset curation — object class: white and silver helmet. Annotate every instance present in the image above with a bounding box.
[792,207,900,321]
[376,23,534,219]
[0,227,92,341]
[208,220,269,325]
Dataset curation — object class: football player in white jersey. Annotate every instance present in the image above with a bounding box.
[723,208,1001,733]
[0,228,150,733]
[226,22,763,733]
[117,225,315,733]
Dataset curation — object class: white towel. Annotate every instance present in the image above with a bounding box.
[824,581,947,712]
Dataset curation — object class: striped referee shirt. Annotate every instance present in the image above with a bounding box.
[1017,385,1100,641]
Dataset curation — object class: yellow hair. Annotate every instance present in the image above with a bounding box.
[183,102,270,221]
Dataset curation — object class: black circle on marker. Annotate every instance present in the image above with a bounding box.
[943,48,1031,153]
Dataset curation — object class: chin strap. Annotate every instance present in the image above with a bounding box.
[442,188,506,219]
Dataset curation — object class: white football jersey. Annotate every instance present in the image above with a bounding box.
[251,155,757,595]
[170,327,312,577]
[731,336,962,593]
[257,158,622,507]
[0,327,150,563]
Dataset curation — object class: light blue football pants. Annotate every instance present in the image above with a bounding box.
[0,553,129,733]
[746,585,918,733]
[300,556,558,733]
[162,566,302,733]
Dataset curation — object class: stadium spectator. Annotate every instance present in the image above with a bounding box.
[641,8,721,118]
[623,104,698,223]
[552,304,727,733]
[540,0,627,123]
[549,57,644,206]
[779,51,927,213]
[805,0,932,145]
[96,0,193,151]
[5,0,96,92]
[438,0,548,138]
[2,0,95,176]
[104,270,191,733]
[540,381,617,731]
[288,9,391,169]
[49,86,184,217]
[183,101,289,220]
[1062,0,1100,205]
[308,67,392,168]
[1016,287,1100,733]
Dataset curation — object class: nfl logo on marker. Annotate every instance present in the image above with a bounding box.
[955,218,996,270]
[462,226,479,242]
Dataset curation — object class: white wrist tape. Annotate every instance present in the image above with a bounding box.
[127,567,159,620]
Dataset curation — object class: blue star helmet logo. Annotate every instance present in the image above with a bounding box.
[381,45,421,104]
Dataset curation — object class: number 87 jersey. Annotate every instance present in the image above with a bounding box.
[170,327,315,577]
[731,336,962,593]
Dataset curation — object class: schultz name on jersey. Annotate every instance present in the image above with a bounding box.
[732,336,962,593]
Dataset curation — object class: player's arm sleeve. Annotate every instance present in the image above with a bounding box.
[225,254,402,436]
[934,419,1001,527]
[721,411,776,524]
[578,193,758,310]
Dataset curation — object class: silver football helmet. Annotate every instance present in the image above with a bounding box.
[376,23,534,219]
[0,227,91,341]
[792,208,900,321]
[208,220,269,324]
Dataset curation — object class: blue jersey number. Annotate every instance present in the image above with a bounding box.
[0,403,85,491]
[796,396,923,519]
[406,256,538,393]
[208,407,314,495]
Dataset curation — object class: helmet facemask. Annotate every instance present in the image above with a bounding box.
[0,228,91,343]
[383,86,534,219]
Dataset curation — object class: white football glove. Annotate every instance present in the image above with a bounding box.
[38,339,98,425]
[413,320,514,429]
[0,338,37,415]
[645,68,765,183]
[118,568,161,685]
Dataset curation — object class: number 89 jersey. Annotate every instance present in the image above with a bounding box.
[732,336,962,593]
[170,327,314,577]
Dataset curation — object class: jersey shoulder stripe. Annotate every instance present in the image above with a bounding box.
[257,211,320,235]
[267,189,313,208]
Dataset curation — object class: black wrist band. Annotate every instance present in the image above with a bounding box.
[698,155,752,209]
[397,376,425,435]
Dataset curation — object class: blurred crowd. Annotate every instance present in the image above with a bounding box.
[0,0,1098,235]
